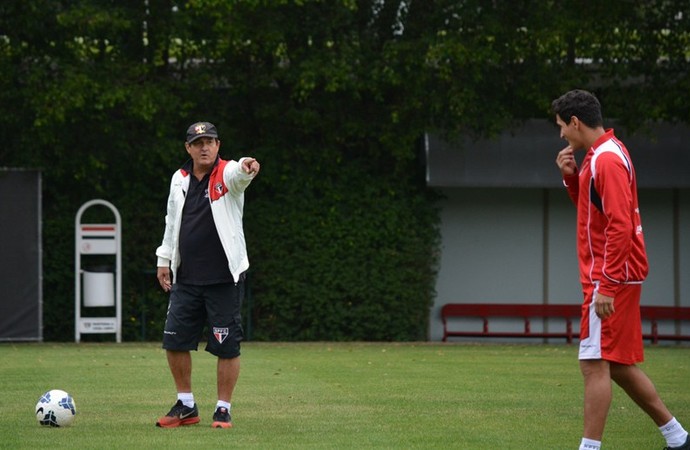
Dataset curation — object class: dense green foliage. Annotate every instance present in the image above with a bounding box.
[1,1,689,341]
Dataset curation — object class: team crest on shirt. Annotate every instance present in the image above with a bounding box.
[214,183,223,194]
[213,327,229,344]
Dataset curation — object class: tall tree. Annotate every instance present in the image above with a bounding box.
[1,0,689,340]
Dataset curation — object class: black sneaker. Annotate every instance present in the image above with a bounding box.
[156,400,200,428]
[665,434,690,450]
[211,406,232,429]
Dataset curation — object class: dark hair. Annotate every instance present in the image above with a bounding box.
[551,89,603,128]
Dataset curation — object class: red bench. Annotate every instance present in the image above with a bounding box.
[640,306,690,344]
[441,303,690,344]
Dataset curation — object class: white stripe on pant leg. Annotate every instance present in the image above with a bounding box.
[579,285,602,360]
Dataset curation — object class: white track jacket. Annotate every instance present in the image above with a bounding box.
[156,157,256,283]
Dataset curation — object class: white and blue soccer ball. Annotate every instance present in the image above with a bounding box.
[35,389,77,427]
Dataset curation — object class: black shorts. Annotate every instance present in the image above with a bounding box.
[162,281,244,358]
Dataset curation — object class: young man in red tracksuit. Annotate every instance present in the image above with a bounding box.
[553,89,688,450]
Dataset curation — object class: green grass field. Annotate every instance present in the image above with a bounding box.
[1,342,688,449]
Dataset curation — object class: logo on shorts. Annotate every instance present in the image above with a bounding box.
[213,327,229,344]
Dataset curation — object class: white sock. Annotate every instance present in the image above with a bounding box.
[660,417,689,448]
[579,438,601,450]
[177,392,195,408]
[216,400,231,411]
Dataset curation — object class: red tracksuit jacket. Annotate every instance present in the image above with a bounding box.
[562,129,649,298]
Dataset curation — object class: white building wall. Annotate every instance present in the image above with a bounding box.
[429,187,689,341]
[639,190,675,306]
[680,190,690,337]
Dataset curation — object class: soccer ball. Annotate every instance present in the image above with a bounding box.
[35,389,77,427]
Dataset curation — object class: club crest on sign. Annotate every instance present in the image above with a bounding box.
[213,327,229,344]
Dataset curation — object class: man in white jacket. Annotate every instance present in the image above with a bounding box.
[154,121,260,429]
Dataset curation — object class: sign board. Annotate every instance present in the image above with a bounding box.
[78,317,118,333]
[74,200,122,343]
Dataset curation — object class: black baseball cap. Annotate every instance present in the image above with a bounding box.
[186,122,219,143]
